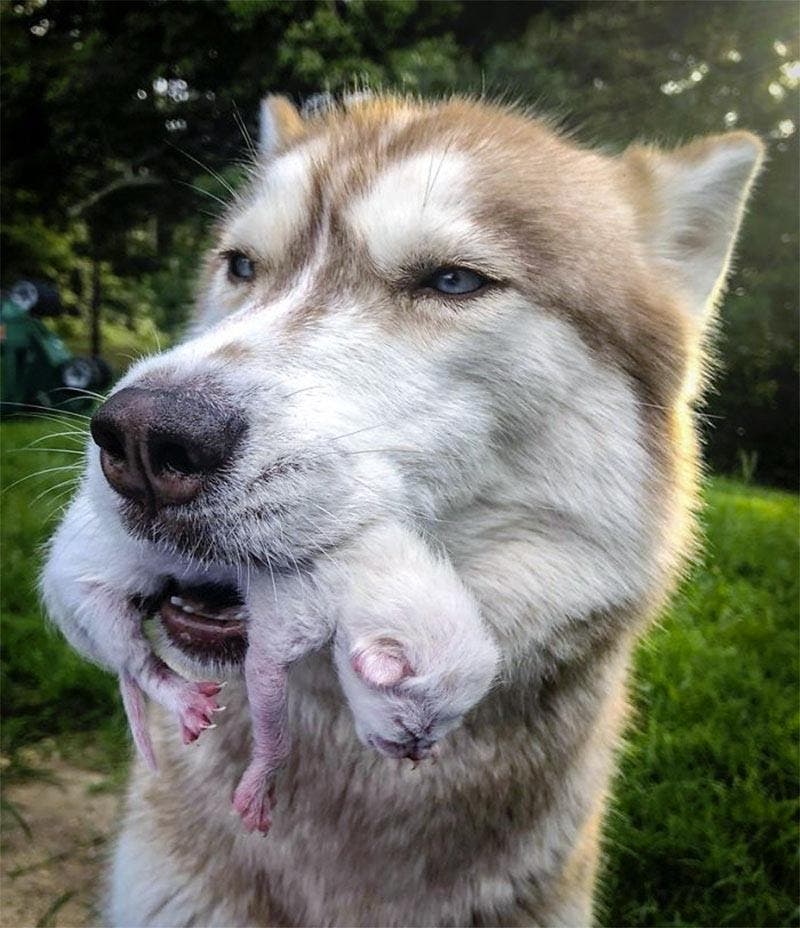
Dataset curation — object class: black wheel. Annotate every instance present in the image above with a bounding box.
[10,279,63,317]
[61,357,95,391]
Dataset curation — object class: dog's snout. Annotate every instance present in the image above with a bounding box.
[90,387,247,508]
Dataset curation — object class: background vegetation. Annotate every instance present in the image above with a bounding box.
[1,0,797,485]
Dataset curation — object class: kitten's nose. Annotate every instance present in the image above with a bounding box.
[90,387,247,508]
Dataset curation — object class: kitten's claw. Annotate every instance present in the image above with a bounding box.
[196,681,224,697]
[176,681,222,744]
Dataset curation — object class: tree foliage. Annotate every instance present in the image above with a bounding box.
[1,0,796,485]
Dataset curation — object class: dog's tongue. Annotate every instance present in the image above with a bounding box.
[159,581,248,662]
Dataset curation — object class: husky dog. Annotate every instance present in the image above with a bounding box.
[40,95,762,926]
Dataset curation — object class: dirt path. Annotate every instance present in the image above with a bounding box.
[1,755,122,928]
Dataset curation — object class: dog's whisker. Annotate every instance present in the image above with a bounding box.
[3,402,91,421]
[314,448,428,459]
[31,478,81,507]
[327,424,388,443]
[264,552,279,616]
[27,429,89,447]
[279,385,322,401]
[2,464,82,495]
[49,386,107,402]
[9,447,87,456]
[231,101,258,163]
[178,180,231,209]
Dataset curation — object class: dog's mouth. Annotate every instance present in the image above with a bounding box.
[155,579,249,664]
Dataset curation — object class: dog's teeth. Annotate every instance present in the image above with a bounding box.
[182,604,197,614]
[233,611,246,620]
[170,596,185,607]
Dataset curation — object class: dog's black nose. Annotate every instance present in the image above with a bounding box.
[90,387,247,508]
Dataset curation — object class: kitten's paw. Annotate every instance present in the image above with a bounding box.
[232,765,276,835]
[176,681,223,744]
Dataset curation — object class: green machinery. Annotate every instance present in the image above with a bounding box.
[0,280,110,415]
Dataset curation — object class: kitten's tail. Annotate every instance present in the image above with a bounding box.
[120,672,158,772]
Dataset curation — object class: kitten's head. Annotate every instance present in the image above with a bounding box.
[337,632,499,761]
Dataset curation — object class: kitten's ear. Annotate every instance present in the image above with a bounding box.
[351,637,414,689]
[624,132,764,318]
[259,95,305,158]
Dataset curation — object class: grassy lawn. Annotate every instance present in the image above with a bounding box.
[1,418,797,927]
[602,479,799,927]
[1,416,128,776]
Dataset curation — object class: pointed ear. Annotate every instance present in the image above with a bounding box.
[624,132,764,317]
[351,637,414,689]
[259,95,305,158]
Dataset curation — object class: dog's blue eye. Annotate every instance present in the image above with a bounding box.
[227,252,255,281]
[424,267,487,295]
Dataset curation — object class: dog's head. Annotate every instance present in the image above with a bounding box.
[87,96,762,588]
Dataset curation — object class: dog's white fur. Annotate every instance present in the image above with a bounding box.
[40,95,762,926]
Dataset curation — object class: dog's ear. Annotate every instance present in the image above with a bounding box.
[624,132,764,319]
[351,637,414,689]
[259,95,305,158]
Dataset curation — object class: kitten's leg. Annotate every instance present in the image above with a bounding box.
[232,570,334,834]
[120,672,157,771]
[41,496,222,763]
[69,585,222,766]
[330,521,498,759]
[231,624,289,834]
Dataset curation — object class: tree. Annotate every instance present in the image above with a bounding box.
[479,0,799,487]
[1,0,796,485]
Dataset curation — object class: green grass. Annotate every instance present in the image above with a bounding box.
[602,480,799,928]
[1,419,797,926]
[0,417,128,774]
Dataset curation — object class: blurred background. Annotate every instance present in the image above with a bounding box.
[2,0,798,486]
[1,2,797,927]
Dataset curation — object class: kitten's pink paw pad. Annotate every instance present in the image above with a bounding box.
[232,776,275,835]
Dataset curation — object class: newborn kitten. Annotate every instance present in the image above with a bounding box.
[40,494,225,771]
[232,520,499,834]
